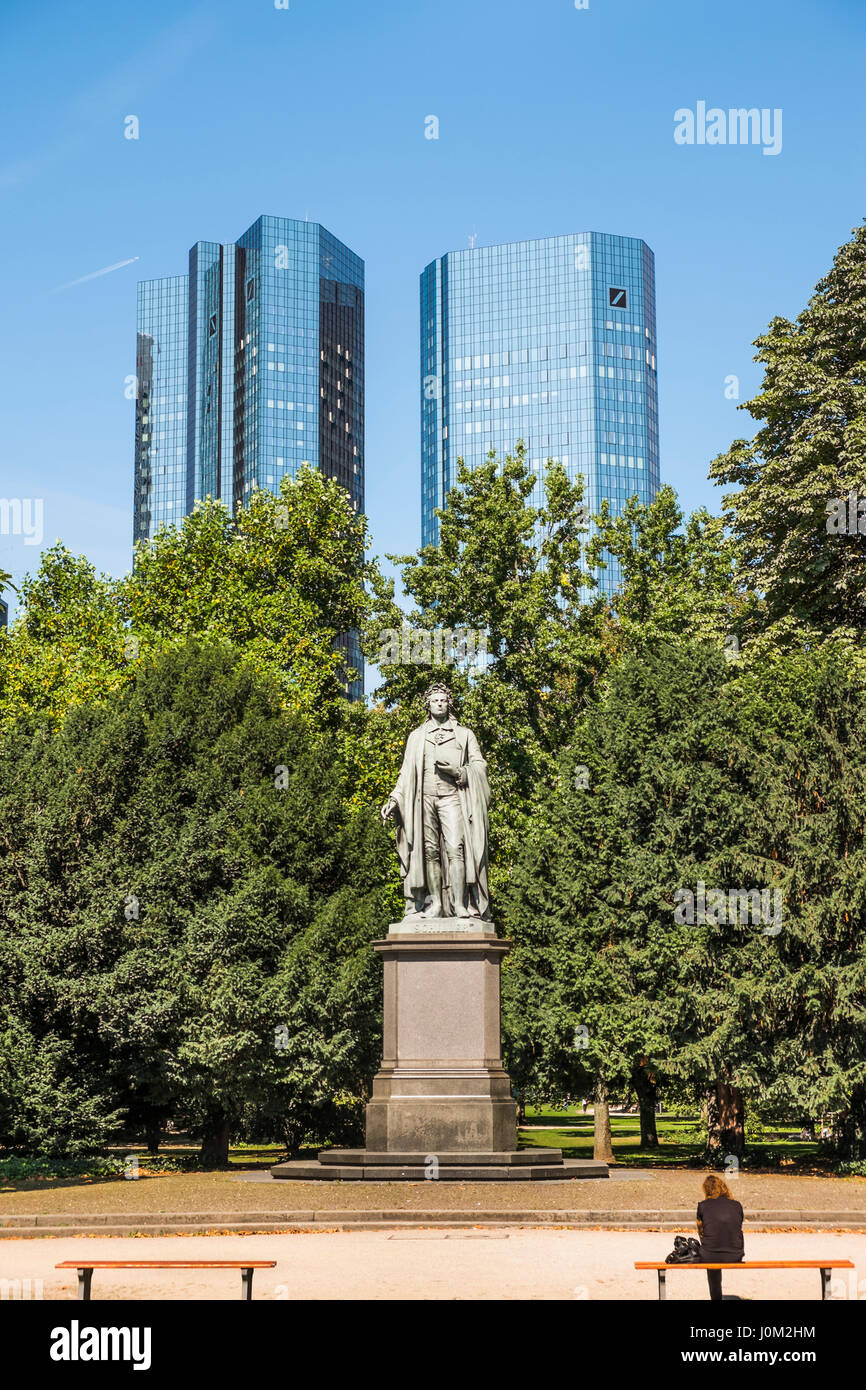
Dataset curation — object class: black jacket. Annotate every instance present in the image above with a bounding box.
[697,1195,745,1261]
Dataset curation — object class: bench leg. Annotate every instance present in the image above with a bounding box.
[820,1268,831,1301]
[658,1270,666,1301]
[77,1268,93,1301]
[241,1268,254,1301]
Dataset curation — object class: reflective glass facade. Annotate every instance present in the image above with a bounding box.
[134,275,189,540]
[134,216,363,541]
[420,232,659,596]
[133,215,365,692]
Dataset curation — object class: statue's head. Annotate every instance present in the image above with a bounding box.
[424,681,455,719]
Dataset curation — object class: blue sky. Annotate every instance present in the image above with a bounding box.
[1,0,864,612]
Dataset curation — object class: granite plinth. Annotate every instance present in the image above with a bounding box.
[364,930,518,1155]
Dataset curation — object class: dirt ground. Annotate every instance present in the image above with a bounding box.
[2,1168,866,1217]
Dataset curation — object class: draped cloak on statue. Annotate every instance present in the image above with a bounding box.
[388,720,490,919]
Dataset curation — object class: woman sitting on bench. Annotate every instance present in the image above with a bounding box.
[697,1173,744,1300]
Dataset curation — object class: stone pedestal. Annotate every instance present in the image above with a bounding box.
[271,921,608,1182]
[365,930,516,1154]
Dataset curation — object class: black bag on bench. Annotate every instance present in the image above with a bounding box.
[665,1236,703,1264]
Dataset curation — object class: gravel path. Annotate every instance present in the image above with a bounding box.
[3,1229,864,1301]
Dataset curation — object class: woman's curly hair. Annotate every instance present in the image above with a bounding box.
[702,1173,734,1200]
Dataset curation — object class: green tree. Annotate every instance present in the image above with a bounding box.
[0,1022,123,1157]
[710,222,866,646]
[0,467,375,736]
[587,485,739,659]
[732,645,866,1156]
[0,641,393,1162]
[501,642,786,1159]
[499,744,635,1162]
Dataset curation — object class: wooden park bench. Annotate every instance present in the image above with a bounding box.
[635,1259,855,1301]
[55,1259,277,1301]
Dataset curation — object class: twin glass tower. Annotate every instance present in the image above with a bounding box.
[133,215,364,546]
[133,222,659,612]
[421,232,659,597]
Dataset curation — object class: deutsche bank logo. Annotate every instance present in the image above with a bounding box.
[609,287,627,309]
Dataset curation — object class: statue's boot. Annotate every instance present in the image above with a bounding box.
[423,860,445,918]
[449,857,470,916]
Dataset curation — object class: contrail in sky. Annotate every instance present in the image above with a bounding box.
[54,256,139,291]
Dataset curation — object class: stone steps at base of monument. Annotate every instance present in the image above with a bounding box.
[318,1149,565,1166]
[270,1157,609,1181]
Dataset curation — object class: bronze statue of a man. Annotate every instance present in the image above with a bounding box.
[381,683,490,920]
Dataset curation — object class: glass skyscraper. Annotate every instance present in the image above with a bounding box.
[420,232,659,596]
[134,215,364,540]
[133,214,364,691]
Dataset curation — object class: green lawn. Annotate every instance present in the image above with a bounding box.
[103,1111,822,1174]
[102,1140,288,1170]
[519,1107,822,1170]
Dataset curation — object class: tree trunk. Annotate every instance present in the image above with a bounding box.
[200,1117,230,1167]
[632,1060,659,1149]
[512,1088,526,1126]
[837,1083,866,1160]
[707,1080,745,1156]
[639,1099,659,1148]
[593,1077,616,1163]
[144,1118,162,1154]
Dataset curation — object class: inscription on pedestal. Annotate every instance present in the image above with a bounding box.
[388,918,496,937]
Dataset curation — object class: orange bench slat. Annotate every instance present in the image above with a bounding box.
[55,1261,277,1270]
[635,1260,855,1271]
